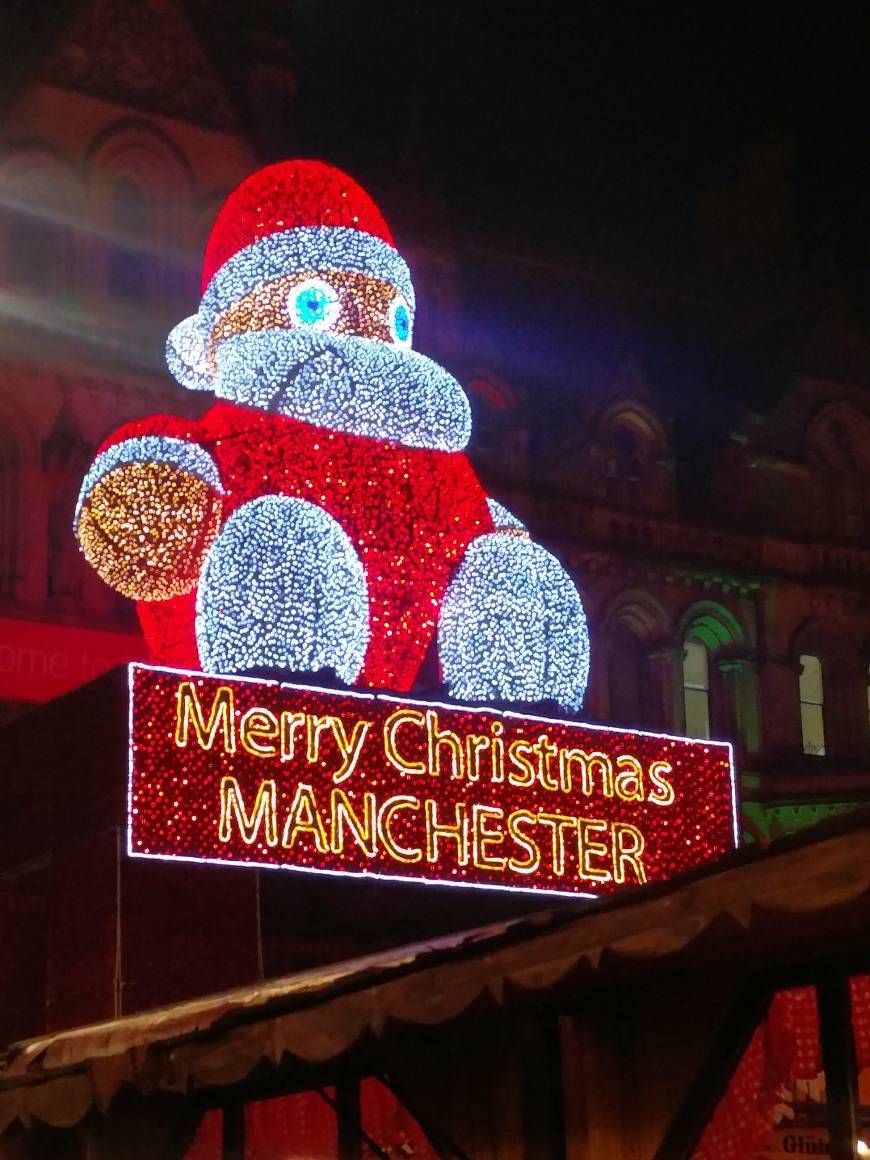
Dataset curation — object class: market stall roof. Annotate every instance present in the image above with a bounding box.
[4,811,870,1132]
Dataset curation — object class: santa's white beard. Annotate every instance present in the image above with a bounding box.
[213,328,471,452]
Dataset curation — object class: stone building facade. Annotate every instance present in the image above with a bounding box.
[1,0,868,844]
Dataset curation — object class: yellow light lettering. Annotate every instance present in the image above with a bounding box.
[306,716,333,764]
[175,681,235,753]
[239,707,279,757]
[507,739,536,787]
[537,812,576,876]
[330,716,372,784]
[490,721,505,783]
[612,822,647,885]
[378,796,423,863]
[279,711,305,761]
[472,804,507,871]
[424,799,469,865]
[648,760,675,806]
[281,783,328,852]
[330,788,377,857]
[465,734,489,783]
[532,733,559,791]
[614,754,645,803]
[577,818,613,882]
[218,776,277,846]
[426,710,465,779]
[383,708,427,775]
[558,749,613,798]
[507,810,541,875]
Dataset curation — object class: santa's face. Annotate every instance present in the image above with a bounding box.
[169,263,471,453]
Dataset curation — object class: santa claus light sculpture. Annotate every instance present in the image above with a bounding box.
[75,160,589,709]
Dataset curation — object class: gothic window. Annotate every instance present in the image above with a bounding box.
[807,405,870,544]
[679,603,748,744]
[607,620,646,727]
[798,654,825,757]
[6,211,61,291]
[109,177,151,302]
[604,424,644,508]
[598,403,671,513]
[603,593,672,731]
[683,637,711,740]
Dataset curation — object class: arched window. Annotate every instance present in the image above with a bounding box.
[807,404,870,543]
[607,620,646,727]
[683,637,711,739]
[597,402,672,514]
[798,654,825,756]
[603,592,673,731]
[605,425,645,509]
[6,211,61,291]
[109,177,151,302]
[679,603,749,745]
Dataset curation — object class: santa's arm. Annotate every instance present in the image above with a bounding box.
[74,416,223,601]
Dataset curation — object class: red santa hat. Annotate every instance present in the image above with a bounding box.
[167,159,415,391]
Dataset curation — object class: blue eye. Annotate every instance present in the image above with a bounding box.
[290,278,340,330]
[388,296,412,347]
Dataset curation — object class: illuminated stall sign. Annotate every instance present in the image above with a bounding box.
[128,663,739,898]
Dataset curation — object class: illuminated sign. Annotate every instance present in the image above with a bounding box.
[128,663,739,897]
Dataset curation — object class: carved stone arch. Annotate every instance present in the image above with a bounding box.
[679,599,746,652]
[594,399,673,513]
[87,119,196,304]
[602,589,672,646]
[601,589,674,730]
[806,400,870,475]
[790,615,851,659]
[87,118,195,246]
[805,401,870,543]
[678,600,752,748]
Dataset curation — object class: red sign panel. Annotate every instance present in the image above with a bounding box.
[0,616,145,702]
[128,663,739,897]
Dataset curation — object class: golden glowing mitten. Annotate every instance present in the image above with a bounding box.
[76,460,222,601]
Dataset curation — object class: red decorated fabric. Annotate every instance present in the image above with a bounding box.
[202,160,396,290]
[691,986,821,1160]
[360,1077,438,1157]
[128,403,492,690]
[184,1109,222,1160]
[245,1090,337,1160]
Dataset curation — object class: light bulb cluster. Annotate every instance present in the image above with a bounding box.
[438,534,590,711]
[212,329,471,451]
[195,494,369,682]
[210,270,412,349]
[75,158,592,714]
[75,435,223,601]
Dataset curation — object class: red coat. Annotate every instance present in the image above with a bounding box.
[98,401,493,691]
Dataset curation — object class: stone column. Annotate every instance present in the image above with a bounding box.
[645,645,683,734]
[717,655,759,763]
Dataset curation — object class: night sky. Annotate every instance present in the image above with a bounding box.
[291,2,870,309]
